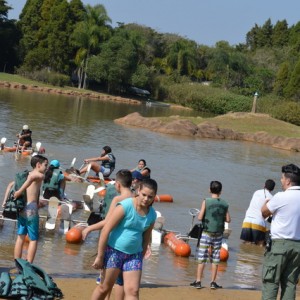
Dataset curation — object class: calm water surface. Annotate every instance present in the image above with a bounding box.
[0,88,299,290]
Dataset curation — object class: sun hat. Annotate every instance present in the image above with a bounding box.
[23,125,29,130]
[50,159,60,168]
[132,170,143,180]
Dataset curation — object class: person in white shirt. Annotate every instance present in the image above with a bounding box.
[261,163,300,300]
[240,179,275,246]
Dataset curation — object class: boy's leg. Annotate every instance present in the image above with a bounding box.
[210,234,222,283]
[14,235,25,259]
[27,240,38,263]
[26,213,39,263]
[211,263,219,282]
[15,215,27,260]
[196,263,205,282]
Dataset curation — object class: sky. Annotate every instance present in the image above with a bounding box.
[6,0,300,46]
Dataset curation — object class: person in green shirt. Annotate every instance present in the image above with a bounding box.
[190,180,231,290]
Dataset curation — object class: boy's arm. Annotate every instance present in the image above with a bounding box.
[225,210,231,223]
[2,181,14,207]
[13,174,35,199]
[81,220,105,240]
[198,199,206,221]
[82,195,123,240]
[92,205,125,269]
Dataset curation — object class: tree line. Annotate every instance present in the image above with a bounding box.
[1,0,300,123]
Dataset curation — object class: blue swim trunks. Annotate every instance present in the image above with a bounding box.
[17,202,39,241]
[104,246,143,273]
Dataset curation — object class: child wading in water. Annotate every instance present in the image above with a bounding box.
[191,180,231,289]
[3,155,48,263]
[91,179,158,300]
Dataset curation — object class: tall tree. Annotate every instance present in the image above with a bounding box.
[87,30,137,93]
[71,4,111,89]
[256,18,273,48]
[284,58,300,100]
[0,0,20,72]
[18,0,44,62]
[273,62,290,96]
[272,20,289,47]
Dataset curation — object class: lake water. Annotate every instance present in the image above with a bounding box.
[0,87,299,290]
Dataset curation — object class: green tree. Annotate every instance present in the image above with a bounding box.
[246,24,260,51]
[284,58,300,100]
[87,30,137,93]
[0,0,20,72]
[272,20,289,47]
[71,4,111,89]
[18,0,44,61]
[256,18,273,48]
[273,62,290,96]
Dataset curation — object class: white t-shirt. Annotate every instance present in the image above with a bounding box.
[245,188,273,223]
[267,186,300,240]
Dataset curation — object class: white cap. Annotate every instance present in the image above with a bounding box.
[23,125,29,130]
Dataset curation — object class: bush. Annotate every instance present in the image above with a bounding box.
[271,102,300,126]
[16,68,70,87]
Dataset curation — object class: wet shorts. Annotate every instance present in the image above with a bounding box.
[104,246,143,272]
[100,166,111,177]
[17,202,39,241]
[196,231,222,264]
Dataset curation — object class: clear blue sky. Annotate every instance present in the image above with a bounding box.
[7,0,300,46]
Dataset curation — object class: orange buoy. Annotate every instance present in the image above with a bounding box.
[154,194,173,203]
[22,151,31,156]
[164,232,191,257]
[25,235,30,243]
[87,176,113,184]
[98,188,106,198]
[220,246,229,262]
[66,227,82,244]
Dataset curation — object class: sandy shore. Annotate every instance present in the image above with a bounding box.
[54,278,300,299]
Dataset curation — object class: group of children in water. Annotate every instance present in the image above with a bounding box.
[1,139,232,299]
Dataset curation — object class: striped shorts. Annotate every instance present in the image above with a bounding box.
[196,231,223,264]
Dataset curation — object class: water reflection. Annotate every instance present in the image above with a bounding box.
[234,243,265,289]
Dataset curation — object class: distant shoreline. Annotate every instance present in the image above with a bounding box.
[0,80,141,105]
[2,79,300,153]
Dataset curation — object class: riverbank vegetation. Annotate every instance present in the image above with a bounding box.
[1,1,300,125]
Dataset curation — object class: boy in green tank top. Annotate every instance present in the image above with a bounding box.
[190,181,231,289]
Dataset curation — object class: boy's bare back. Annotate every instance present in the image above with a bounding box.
[26,170,45,203]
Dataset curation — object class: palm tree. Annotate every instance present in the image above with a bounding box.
[71,4,111,89]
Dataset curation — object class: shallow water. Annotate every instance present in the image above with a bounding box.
[0,88,299,289]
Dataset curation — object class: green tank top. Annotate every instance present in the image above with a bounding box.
[203,197,228,233]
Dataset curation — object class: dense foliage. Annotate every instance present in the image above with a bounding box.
[1,1,300,124]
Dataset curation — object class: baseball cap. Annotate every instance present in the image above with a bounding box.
[50,159,60,168]
[132,171,143,180]
[23,125,29,130]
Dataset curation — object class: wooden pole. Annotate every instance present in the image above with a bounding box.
[251,92,258,113]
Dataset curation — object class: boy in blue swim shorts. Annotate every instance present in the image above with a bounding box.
[13,155,48,263]
[91,179,158,300]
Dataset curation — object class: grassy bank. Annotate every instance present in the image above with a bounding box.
[1,73,300,139]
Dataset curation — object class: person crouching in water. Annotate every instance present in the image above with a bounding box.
[91,179,158,300]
